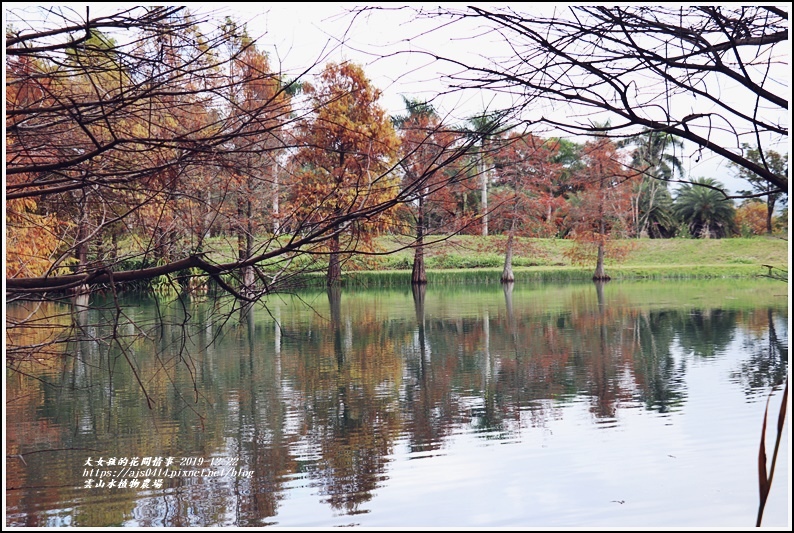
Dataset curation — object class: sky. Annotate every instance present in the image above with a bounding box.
[215,3,502,119]
[214,2,790,197]
[5,2,789,197]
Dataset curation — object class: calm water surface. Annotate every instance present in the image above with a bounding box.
[5,279,790,527]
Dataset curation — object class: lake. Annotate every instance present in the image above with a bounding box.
[5,279,789,527]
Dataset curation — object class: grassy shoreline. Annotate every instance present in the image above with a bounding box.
[300,235,790,287]
[117,234,788,291]
[301,264,783,288]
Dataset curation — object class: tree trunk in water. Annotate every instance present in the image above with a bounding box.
[503,281,515,331]
[74,193,89,296]
[593,241,610,280]
[412,242,426,284]
[481,154,488,236]
[328,230,341,287]
[241,266,254,297]
[503,281,519,354]
[238,196,255,297]
[327,285,344,369]
[594,279,606,311]
[412,195,427,284]
[593,177,610,281]
[272,162,280,234]
[237,197,246,262]
[501,225,515,283]
[204,188,215,239]
[412,283,429,375]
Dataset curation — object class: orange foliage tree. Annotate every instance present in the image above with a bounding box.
[221,22,294,293]
[563,137,635,280]
[288,62,401,286]
[735,201,770,236]
[6,57,63,278]
[5,8,301,299]
[492,132,564,281]
[393,97,464,284]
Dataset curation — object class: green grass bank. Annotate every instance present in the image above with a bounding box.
[331,235,790,287]
[119,234,788,291]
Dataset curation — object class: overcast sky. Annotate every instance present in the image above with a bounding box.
[220,3,791,195]
[6,2,787,196]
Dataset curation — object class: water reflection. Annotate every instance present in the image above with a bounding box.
[5,280,788,527]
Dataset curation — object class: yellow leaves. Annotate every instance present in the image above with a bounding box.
[290,61,402,238]
[5,198,63,278]
[735,201,769,235]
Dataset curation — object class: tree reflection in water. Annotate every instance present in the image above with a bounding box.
[4,281,788,526]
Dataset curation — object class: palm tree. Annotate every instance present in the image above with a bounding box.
[635,179,678,238]
[461,111,507,236]
[618,128,684,237]
[625,129,685,180]
[673,177,737,238]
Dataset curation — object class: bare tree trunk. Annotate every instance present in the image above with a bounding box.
[246,200,253,258]
[766,197,774,234]
[238,194,254,296]
[237,196,246,262]
[328,230,341,287]
[76,217,88,273]
[501,216,516,283]
[412,240,426,284]
[74,192,89,296]
[481,153,488,236]
[593,218,608,279]
[593,240,609,280]
[412,195,427,284]
[272,161,280,234]
[204,188,214,239]
[632,189,641,237]
[593,179,610,281]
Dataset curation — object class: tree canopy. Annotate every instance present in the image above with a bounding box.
[5,8,480,297]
